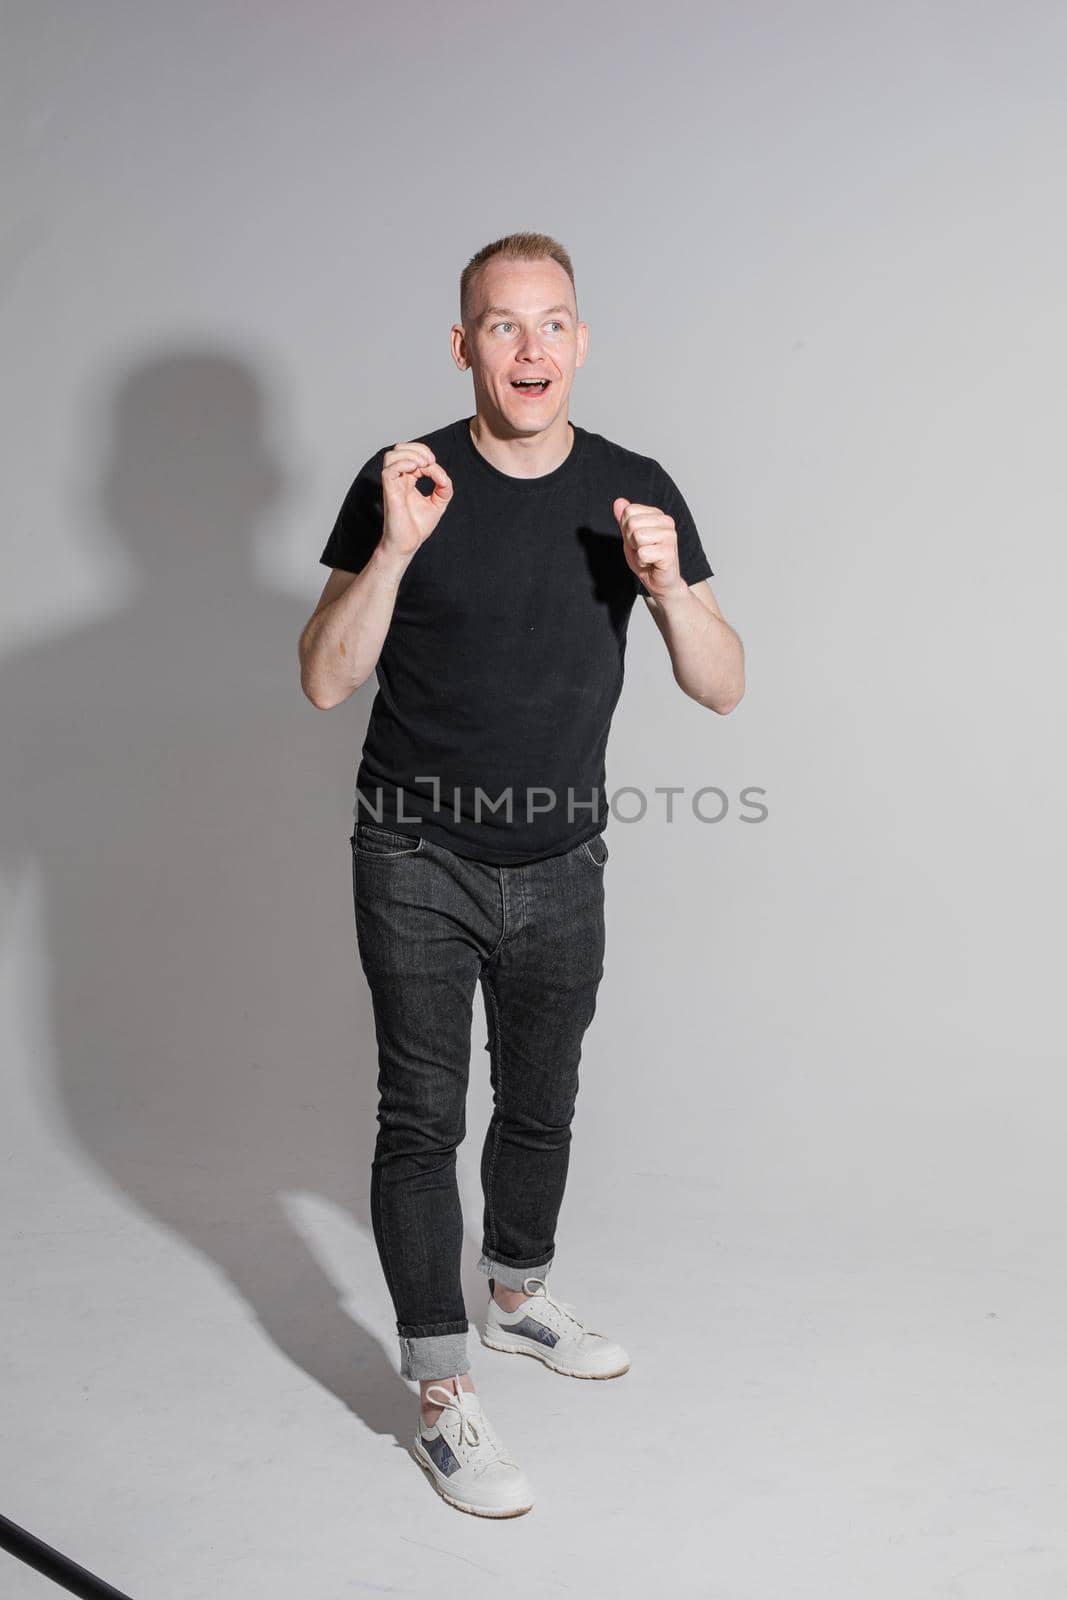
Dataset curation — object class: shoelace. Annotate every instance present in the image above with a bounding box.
[519,1277,603,1337]
[423,1384,516,1475]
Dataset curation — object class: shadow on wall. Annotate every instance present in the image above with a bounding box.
[1,350,456,1444]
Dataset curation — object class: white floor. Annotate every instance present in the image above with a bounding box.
[4,1075,1064,1600]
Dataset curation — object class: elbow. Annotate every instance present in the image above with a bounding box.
[711,655,746,714]
[301,677,348,711]
[299,656,338,710]
[300,669,363,711]
[299,638,349,709]
[713,685,744,715]
[299,658,332,710]
[695,677,744,714]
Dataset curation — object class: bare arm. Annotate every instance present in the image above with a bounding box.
[299,440,454,710]
[644,579,745,714]
[298,544,415,709]
[615,495,745,714]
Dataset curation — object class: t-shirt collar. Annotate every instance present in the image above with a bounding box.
[462,415,586,490]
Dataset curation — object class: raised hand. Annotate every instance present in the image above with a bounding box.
[380,442,454,558]
[613,497,684,599]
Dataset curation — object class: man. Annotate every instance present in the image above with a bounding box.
[299,232,744,1518]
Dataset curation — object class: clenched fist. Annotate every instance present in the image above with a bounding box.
[613,498,684,600]
[381,442,454,558]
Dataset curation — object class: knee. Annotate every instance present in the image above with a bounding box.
[373,1107,467,1165]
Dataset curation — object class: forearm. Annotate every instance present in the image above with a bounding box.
[299,541,413,709]
[646,586,745,713]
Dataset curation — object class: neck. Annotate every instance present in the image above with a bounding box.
[468,411,574,480]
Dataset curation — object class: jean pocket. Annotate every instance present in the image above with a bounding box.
[352,824,423,858]
[579,833,609,868]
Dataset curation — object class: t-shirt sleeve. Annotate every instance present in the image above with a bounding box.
[319,444,390,575]
[645,460,715,589]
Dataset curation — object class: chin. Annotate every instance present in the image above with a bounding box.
[504,390,565,418]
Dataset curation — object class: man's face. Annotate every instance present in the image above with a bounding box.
[452,257,587,434]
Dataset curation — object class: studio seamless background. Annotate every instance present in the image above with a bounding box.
[2,3,1064,1596]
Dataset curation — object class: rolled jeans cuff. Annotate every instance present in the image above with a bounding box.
[476,1252,554,1292]
[398,1330,470,1382]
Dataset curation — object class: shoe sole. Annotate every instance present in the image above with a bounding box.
[481,1331,630,1379]
[410,1440,533,1518]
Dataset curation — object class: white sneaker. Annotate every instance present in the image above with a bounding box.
[411,1380,534,1518]
[482,1277,631,1379]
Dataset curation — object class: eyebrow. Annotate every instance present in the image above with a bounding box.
[478,304,574,323]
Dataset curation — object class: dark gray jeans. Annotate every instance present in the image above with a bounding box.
[350,820,608,1381]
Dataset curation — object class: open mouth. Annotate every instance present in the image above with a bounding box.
[510,379,552,396]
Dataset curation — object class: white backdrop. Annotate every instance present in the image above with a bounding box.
[3,2,1065,1596]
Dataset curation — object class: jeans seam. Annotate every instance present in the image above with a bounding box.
[374,1162,403,1322]
[481,972,505,1257]
[485,866,508,962]
[480,1251,555,1271]
[354,827,423,858]
[397,1321,469,1339]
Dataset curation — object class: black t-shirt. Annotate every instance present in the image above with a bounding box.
[319,415,714,865]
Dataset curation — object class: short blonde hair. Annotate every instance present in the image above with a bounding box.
[460,231,577,327]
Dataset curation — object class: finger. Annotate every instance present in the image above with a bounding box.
[631,538,673,566]
[422,464,454,499]
[625,523,674,557]
[623,508,674,533]
[384,443,436,469]
[383,453,436,481]
[389,441,436,460]
[623,515,669,548]
[382,458,453,505]
[417,461,453,494]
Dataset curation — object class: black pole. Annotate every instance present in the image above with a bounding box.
[0,1512,136,1600]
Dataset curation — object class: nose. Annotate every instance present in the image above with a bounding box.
[515,329,545,360]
